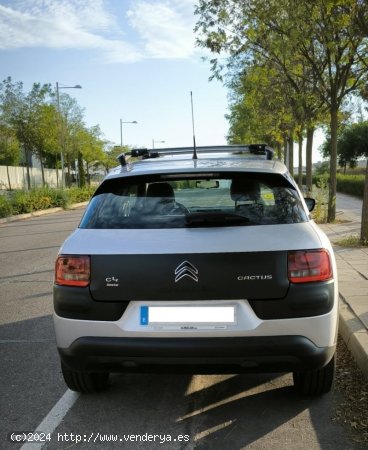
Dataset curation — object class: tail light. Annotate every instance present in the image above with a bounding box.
[55,255,90,287]
[288,250,332,283]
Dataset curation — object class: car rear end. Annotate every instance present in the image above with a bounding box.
[53,157,338,394]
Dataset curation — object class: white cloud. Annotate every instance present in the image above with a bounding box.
[127,0,196,59]
[0,0,199,62]
[0,0,142,62]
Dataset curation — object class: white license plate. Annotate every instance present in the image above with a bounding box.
[140,305,235,325]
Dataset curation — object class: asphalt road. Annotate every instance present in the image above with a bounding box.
[0,204,365,450]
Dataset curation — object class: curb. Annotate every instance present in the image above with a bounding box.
[339,297,368,378]
[0,202,88,224]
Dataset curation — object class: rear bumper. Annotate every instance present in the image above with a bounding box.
[58,335,335,374]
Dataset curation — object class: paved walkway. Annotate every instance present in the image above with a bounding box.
[321,197,368,378]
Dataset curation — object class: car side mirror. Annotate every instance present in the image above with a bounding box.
[304,198,316,212]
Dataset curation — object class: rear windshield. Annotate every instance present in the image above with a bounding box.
[80,173,308,229]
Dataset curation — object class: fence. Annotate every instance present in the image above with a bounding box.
[0,165,63,190]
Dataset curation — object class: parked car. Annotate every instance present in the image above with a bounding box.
[54,144,338,395]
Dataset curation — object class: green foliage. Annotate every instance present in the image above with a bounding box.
[314,161,330,176]
[0,124,20,165]
[0,187,95,218]
[0,195,12,217]
[102,145,129,171]
[312,176,329,224]
[195,0,368,222]
[0,77,107,189]
[321,121,368,169]
[64,186,95,204]
[303,172,364,198]
[10,188,63,214]
[336,174,365,197]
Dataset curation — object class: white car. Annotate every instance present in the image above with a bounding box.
[53,145,338,395]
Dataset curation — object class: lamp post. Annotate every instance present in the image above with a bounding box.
[152,139,165,149]
[120,119,138,148]
[56,82,82,188]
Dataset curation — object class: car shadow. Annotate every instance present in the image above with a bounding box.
[52,370,358,450]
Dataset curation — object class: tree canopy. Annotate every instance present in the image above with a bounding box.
[0,76,110,188]
[195,0,368,221]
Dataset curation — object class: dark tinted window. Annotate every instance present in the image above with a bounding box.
[80,173,308,229]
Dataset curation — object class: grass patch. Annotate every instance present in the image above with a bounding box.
[334,234,368,247]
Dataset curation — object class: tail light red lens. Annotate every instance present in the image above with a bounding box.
[288,250,332,283]
[55,255,90,287]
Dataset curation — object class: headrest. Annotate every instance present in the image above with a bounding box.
[146,182,174,199]
[230,179,260,201]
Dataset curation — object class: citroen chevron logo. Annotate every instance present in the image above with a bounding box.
[175,261,199,283]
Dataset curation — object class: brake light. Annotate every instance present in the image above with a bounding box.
[288,250,332,283]
[55,255,90,287]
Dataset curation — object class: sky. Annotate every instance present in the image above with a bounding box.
[0,0,325,161]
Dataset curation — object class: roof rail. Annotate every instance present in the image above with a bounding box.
[124,144,274,164]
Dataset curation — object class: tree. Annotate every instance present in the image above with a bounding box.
[56,93,85,186]
[72,124,105,186]
[195,0,368,220]
[340,122,368,242]
[101,141,122,173]
[32,104,59,186]
[0,123,20,189]
[0,77,53,189]
[226,64,294,158]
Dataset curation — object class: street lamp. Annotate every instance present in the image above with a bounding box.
[120,119,138,147]
[152,139,165,149]
[56,82,82,188]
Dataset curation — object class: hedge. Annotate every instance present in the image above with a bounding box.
[295,174,365,198]
[336,174,365,197]
[0,186,95,218]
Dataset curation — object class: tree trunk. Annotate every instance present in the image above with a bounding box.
[55,155,59,188]
[40,157,45,187]
[361,158,368,242]
[328,107,338,222]
[67,163,71,187]
[6,165,12,190]
[24,147,31,190]
[306,126,314,194]
[283,139,288,165]
[298,132,303,189]
[78,152,86,187]
[86,162,91,186]
[288,135,294,178]
[276,142,282,160]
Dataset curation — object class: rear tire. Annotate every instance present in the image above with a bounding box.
[293,353,335,396]
[61,362,109,393]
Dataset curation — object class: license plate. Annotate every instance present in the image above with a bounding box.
[140,305,235,325]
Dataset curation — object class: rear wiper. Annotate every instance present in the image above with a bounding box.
[185,212,249,226]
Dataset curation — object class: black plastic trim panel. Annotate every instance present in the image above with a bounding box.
[53,285,128,321]
[54,280,334,321]
[248,280,335,319]
[59,336,335,374]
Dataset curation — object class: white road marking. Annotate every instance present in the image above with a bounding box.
[20,390,79,450]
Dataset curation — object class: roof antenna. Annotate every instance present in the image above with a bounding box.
[190,91,198,160]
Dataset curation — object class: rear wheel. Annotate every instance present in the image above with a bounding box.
[61,362,109,393]
[293,353,335,396]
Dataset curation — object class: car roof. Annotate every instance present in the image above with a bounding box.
[104,145,290,181]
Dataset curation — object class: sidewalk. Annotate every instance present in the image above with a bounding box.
[321,216,368,378]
